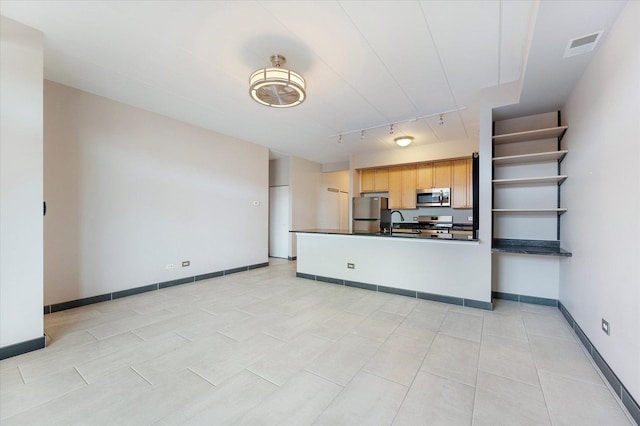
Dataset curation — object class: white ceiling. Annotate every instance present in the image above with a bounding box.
[0,1,626,164]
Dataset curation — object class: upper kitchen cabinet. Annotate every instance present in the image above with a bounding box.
[452,158,473,209]
[388,165,417,209]
[433,161,452,188]
[416,163,433,189]
[418,161,452,189]
[360,168,388,193]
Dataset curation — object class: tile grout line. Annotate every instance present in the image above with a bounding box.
[390,304,446,424]
[73,366,90,385]
[521,306,555,425]
[186,367,217,387]
[16,365,26,385]
[470,312,485,425]
[130,366,153,386]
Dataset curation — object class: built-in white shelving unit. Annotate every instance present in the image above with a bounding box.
[492,150,568,165]
[492,175,568,186]
[492,112,571,255]
[492,126,568,144]
[492,208,568,215]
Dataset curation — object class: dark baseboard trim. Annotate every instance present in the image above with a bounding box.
[492,291,558,307]
[296,272,492,311]
[0,336,46,361]
[558,302,639,425]
[288,256,297,261]
[44,262,268,315]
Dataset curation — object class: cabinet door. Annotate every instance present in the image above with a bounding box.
[374,168,389,191]
[466,158,473,208]
[451,159,468,208]
[387,167,402,209]
[416,163,433,189]
[401,165,417,209]
[433,161,451,188]
[360,169,375,193]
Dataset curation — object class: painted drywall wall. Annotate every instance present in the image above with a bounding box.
[269,158,289,187]
[298,233,488,301]
[43,81,269,305]
[318,171,350,230]
[289,156,322,257]
[0,16,44,348]
[560,1,640,399]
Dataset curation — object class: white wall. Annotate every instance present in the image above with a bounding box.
[318,171,349,230]
[0,16,44,348]
[298,234,488,302]
[289,156,322,257]
[44,81,269,305]
[560,1,640,398]
[269,158,289,187]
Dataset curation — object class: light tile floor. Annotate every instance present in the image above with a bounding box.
[0,259,634,425]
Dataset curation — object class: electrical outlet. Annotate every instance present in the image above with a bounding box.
[182,261,190,267]
[347,263,355,269]
[165,264,174,269]
[602,318,610,335]
[468,216,473,221]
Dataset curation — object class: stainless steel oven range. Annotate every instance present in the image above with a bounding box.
[417,215,453,239]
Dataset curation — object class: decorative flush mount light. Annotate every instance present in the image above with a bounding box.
[394,136,414,147]
[249,54,306,108]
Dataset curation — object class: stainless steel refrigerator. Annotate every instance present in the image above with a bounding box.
[352,197,390,233]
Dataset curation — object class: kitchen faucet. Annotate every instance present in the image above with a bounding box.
[389,210,405,235]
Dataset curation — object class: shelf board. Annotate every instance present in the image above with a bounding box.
[493,126,568,144]
[492,175,567,185]
[493,150,568,165]
[492,208,567,215]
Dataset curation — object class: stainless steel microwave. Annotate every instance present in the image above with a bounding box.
[416,188,451,207]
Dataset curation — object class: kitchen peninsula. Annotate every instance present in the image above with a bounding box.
[292,230,492,310]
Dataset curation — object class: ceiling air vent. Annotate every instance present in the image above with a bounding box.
[563,31,604,58]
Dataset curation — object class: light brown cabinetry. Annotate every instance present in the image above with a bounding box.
[416,163,433,189]
[374,169,388,191]
[359,157,471,210]
[433,161,452,188]
[417,161,452,189]
[452,158,473,208]
[360,168,388,193]
[401,165,417,209]
[388,165,416,209]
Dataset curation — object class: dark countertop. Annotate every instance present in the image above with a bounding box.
[492,239,572,257]
[291,229,478,242]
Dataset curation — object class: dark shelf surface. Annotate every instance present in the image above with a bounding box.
[492,239,572,257]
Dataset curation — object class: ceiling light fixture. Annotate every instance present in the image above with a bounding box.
[249,54,306,108]
[394,136,414,147]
